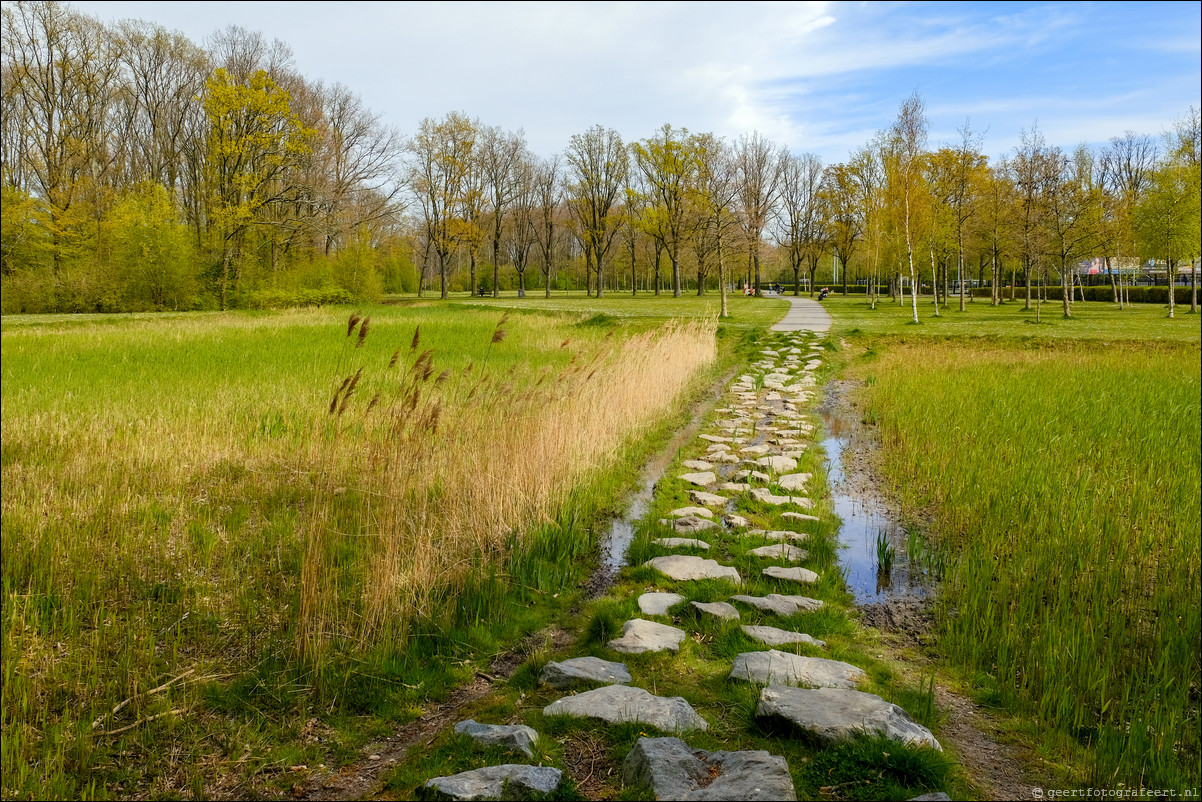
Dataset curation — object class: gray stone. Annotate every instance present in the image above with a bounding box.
[781,511,819,523]
[730,650,867,689]
[669,506,713,519]
[755,686,941,750]
[754,529,811,543]
[908,795,953,801]
[645,555,741,584]
[673,515,719,534]
[639,592,686,616]
[748,544,808,562]
[720,482,752,493]
[764,565,820,584]
[724,514,751,529]
[453,719,540,757]
[608,619,687,653]
[622,737,797,801]
[654,538,711,550]
[741,625,826,649]
[731,594,824,616]
[423,764,562,800]
[539,656,632,690]
[690,601,740,621]
[698,434,731,443]
[740,444,772,456]
[688,491,728,507]
[544,684,708,732]
[682,459,714,471]
[711,452,741,464]
[777,473,811,492]
[680,472,717,487]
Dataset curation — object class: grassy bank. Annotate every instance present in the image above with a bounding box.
[829,295,1201,789]
[0,300,744,799]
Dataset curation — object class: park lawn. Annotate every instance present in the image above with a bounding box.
[0,301,733,800]
[818,292,1202,344]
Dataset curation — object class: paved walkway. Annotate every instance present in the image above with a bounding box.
[767,292,832,333]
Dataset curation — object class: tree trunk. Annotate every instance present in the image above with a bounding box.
[1061,257,1072,318]
[930,246,940,317]
[671,248,681,298]
[469,249,477,298]
[958,232,966,312]
[1168,258,1176,319]
[492,238,501,298]
[1191,258,1197,314]
[1024,258,1032,310]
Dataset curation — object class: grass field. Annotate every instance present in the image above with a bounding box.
[0,298,749,799]
[827,293,1201,789]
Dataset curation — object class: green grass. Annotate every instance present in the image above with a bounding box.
[849,339,1201,790]
[0,301,728,799]
[821,293,1202,344]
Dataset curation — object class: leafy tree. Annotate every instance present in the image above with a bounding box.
[565,125,627,298]
[407,112,477,299]
[631,124,694,297]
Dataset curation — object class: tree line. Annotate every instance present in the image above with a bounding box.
[3,1,1199,316]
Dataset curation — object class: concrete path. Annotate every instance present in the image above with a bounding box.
[768,292,832,333]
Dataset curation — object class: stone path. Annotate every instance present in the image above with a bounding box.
[423,325,946,800]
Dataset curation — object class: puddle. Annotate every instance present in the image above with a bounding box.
[819,385,932,604]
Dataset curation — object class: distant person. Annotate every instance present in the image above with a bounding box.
[818,287,830,301]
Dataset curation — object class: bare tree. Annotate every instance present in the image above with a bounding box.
[532,154,562,298]
[777,153,825,297]
[734,132,784,296]
[692,133,741,316]
[479,124,526,297]
[407,112,476,299]
[565,125,627,299]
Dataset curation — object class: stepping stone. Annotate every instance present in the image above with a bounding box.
[699,434,731,443]
[751,529,811,543]
[424,765,562,800]
[654,538,711,550]
[669,506,714,518]
[639,592,685,616]
[682,459,714,471]
[740,444,772,456]
[730,650,867,689]
[540,656,632,690]
[690,601,740,621]
[777,473,811,492]
[680,472,717,487]
[731,594,824,615]
[734,470,771,483]
[720,482,751,493]
[724,514,751,529]
[755,456,798,473]
[453,719,540,757]
[742,625,826,649]
[608,619,687,654]
[711,452,741,464]
[689,491,728,507]
[645,555,742,584]
[781,511,819,523]
[619,734,786,802]
[755,687,941,750]
[673,515,719,534]
[764,565,820,584]
[748,544,808,562]
[544,684,708,732]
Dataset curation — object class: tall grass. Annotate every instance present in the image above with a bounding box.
[0,306,715,798]
[858,342,1201,789]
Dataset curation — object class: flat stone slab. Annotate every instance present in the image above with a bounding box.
[639,592,685,616]
[764,565,820,584]
[699,434,731,443]
[731,651,867,689]
[720,482,751,493]
[754,457,798,474]
[645,555,741,584]
[749,487,805,506]
[669,506,713,519]
[453,719,540,757]
[544,685,708,732]
[654,538,711,550]
[777,473,811,492]
[682,460,714,471]
[680,472,717,487]
[688,491,728,507]
[740,444,772,456]
[781,511,819,523]
[724,514,751,529]
[690,601,740,621]
[755,686,941,750]
[608,619,687,654]
[748,544,808,562]
[731,594,824,615]
[734,470,771,483]
[540,656,632,690]
[742,625,826,649]
[673,515,719,534]
[751,529,811,543]
[424,764,562,800]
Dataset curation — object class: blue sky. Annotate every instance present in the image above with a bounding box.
[72,1,1201,165]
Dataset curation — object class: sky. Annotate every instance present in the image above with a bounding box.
[71,0,1201,165]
